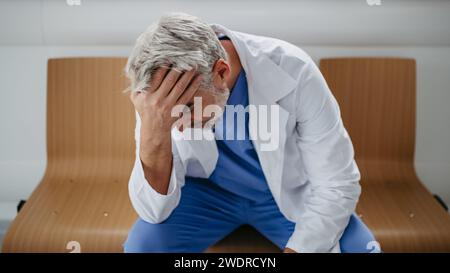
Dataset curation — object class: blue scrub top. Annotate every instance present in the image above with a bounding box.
[209,69,273,202]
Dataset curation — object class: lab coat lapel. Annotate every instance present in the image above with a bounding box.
[211,24,298,198]
[246,56,296,199]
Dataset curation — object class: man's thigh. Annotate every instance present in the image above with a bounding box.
[339,214,379,253]
[246,197,295,250]
[124,177,244,253]
[247,197,378,253]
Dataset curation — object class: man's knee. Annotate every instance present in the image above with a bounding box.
[123,218,180,253]
[340,214,380,253]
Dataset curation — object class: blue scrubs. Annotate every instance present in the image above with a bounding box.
[209,70,273,202]
[124,70,377,253]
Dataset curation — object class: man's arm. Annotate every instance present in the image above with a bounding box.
[139,120,172,194]
[127,67,202,223]
[286,59,361,253]
[130,67,202,194]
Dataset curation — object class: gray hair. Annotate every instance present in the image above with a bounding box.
[125,12,228,93]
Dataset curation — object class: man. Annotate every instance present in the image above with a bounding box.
[123,13,377,253]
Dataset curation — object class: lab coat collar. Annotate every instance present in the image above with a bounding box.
[210,24,298,104]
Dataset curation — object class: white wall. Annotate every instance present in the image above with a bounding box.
[1,0,450,220]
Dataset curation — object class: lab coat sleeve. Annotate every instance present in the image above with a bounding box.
[286,59,361,253]
[128,111,185,224]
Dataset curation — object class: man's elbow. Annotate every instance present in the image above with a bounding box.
[130,200,174,224]
[128,183,179,224]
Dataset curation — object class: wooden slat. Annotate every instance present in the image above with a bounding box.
[320,58,450,252]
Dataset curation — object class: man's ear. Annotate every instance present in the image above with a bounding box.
[212,59,230,88]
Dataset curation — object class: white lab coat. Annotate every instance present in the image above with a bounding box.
[128,24,361,253]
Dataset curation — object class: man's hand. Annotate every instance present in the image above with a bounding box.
[130,67,202,133]
[283,247,297,253]
[129,67,202,194]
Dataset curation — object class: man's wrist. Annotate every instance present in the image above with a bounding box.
[140,121,172,149]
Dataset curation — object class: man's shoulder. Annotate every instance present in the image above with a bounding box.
[234,30,313,80]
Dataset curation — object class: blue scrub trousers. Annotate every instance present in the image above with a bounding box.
[124,177,377,253]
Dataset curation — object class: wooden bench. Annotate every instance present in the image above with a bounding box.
[319,58,450,252]
[2,58,137,252]
[3,57,450,252]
